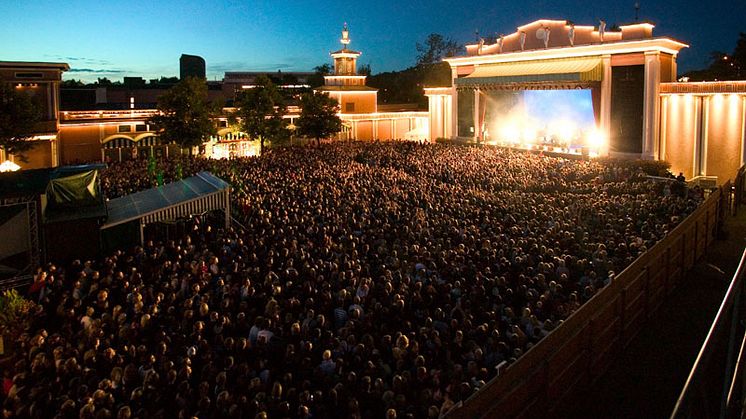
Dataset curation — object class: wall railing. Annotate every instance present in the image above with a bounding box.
[670,248,746,419]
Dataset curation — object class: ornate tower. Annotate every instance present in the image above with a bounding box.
[316,24,378,114]
[331,23,361,76]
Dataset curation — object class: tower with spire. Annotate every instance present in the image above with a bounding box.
[316,23,378,114]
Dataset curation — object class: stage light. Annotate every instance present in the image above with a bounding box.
[501,125,520,143]
[586,129,606,149]
[522,126,537,144]
[554,120,576,143]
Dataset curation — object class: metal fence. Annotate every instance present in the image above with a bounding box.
[670,249,746,419]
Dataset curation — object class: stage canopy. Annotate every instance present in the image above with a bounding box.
[456,57,602,88]
[102,171,231,230]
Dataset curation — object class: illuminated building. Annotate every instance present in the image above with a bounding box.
[428,19,686,158]
[660,82,746,182]
[0,61,69,169]
[316,24,429,141]
[6,19,744,182]
[426,19,746,183]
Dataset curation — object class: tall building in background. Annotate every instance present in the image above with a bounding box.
[180,54,206,80]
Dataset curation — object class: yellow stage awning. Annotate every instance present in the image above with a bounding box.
[457,57,603,86]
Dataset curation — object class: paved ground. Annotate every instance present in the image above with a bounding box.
[566,206,746,419]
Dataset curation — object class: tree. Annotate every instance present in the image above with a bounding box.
[233,75,289,153]
[416,33,461,66]
[309,63,333,88]
[359,63,372,76]
[149,77,217,150]
[95,77,113,86]
[296,92,342,145]
[0,82,42,160]
[61,79,85,88]
[683,33,746,81]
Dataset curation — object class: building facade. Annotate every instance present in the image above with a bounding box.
[180,54,206,80]
[316,25,429,141]
[426,19,746,183]
[0,61,69,169]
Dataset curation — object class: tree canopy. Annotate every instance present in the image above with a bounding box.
[416,33,462,66]
[233,75,289,152]
[309,63,333,88]
[0,82,42,160]
[149,77,217,149]
[358,63,372,76]
[683,32,746,81]
[367,33,460,106]
[296,92,341,145]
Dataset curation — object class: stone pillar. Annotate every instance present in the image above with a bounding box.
[643,51,661,159]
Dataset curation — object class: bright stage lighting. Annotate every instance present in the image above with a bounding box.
[551,120,576,143]
[522,126,537,144]
[586,129,606,149]
[501,125,520,143]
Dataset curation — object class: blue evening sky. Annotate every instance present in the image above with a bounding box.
[1,0,743,82]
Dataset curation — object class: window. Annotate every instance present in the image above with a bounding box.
[345,102,355,112]
[135,124,147,132]
[118,125,132,133]
[219,120,228,128]
[15,72,43,79]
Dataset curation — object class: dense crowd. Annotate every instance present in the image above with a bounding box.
[5,142,703,418]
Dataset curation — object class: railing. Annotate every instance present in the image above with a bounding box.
[670,249,746,419]
[734,165,746,215]
[448,185,725,418]
[59,109,159,121]
[0,274,34,292]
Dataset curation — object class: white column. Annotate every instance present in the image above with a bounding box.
[445,94,452,138]
[741,96,746,166]
[390,119,394,141]
[670,55,678,81]
[643,51,661,159]
[451,67,458,139]
[473,88,480,142]
[660,96,668,162]
[700,96,710,176]
[600,55,612,156]
[426,95,435,140]
[373,120,378,140]
[51,138,58,167]
[46,83,53,120]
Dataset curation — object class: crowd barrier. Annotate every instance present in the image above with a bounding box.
[448,185,725,418]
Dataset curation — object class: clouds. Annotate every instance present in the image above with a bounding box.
[207,61,295,73]
[43,54,112,66]
[67,68,126,74]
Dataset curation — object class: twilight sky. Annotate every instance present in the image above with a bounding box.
[1,0,743,82]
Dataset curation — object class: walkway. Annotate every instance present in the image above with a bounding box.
[565,208,746,418]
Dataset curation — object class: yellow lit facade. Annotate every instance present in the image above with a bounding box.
[316,24,429,141]
[429,19,687,159]
[0,61,69,170]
